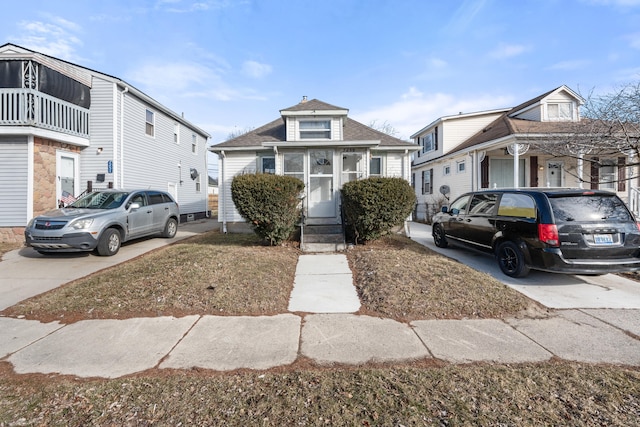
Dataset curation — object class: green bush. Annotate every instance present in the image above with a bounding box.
[231,173,305,245]
[341,177,416,243]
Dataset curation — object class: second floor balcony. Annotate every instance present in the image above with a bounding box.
[0,88,89,139]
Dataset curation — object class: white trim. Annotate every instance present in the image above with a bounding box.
[55,150,80,203]
[27,135,34,221]
[0,126,89,147]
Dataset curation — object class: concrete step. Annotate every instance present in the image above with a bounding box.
[302,225,345,253]
[305,225,343,235]
[301,242,347,253]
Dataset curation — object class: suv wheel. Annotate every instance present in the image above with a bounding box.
[432,224,448,248]
[97,228,121,256]
[162,218,178,238]
[496,241,530,278]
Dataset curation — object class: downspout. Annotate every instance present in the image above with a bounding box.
[205,137,210,218]
[119,86,129,188]
[220,150,227,233]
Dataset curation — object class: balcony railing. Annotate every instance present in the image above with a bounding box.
[0,88,89,138]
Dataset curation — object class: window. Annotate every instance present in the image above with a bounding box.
[342,152,364,183]
[283,153,304,182]
[547,103,572,121]
[420,127,438,154]
[456,160,466,173]
[449,195,471,215]
[260,156,276,174]
[174,123,180,144]
[145,109,155,136]
[299,120,331,139]
[497,193,536,218]
[191,134,197,154]
[599,159,616,190]
[369,156,382,176]
[422,169,433,195]
[468,193,498,215]
[195,176,201,192]
[443,164,451,176]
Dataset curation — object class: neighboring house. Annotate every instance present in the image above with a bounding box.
[210,97,419,232]
[0,43,210,242]
[411,85,639,221]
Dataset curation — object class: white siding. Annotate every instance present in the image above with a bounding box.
[218,152,257,222]
[385,152,404,177]
[81,77,114,190]
[0,136,28,226]
[514,105,542,121]
[119,92,209,216]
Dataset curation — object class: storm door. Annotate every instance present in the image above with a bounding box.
[308,149,335,218]
[56,151,79,206]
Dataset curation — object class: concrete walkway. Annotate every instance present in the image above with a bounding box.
[0,220,639,379]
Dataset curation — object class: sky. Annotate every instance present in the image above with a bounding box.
[3,0,640,178]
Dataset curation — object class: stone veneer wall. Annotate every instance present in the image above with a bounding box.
[0,138,81,244]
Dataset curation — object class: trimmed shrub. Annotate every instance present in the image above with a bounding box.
[341,177,416,243]
[231,173,305,245]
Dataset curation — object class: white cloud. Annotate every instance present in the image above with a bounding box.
[546,60,591,70]
[488,43,529,59]
[126,61,213,93]
[241,60,273,79]
[353,87,514,140]
[13,18,83,61]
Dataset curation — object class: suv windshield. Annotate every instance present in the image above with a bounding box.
[70,191,130,209]
[550,195,632,222]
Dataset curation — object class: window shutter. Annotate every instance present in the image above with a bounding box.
[429,169,434,194]
[591,157,599,190]
[481,157,489,188]
[421,170,425,195]
[618,157,626,192]
[530,156,538,187]
[434,127,438,151]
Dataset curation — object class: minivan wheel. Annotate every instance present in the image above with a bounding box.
[97,228,121,256]
[162,218,178,238]
[432,224,448,248]
[496,241,530,278]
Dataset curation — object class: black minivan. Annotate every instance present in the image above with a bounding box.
[431,188,640,277]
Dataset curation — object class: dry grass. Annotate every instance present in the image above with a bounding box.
[0,362,638,425]
[1,230,638,425]
[3,232,300,323]
[347,234,536,322]
[0,242,22,260]
[2,231,536,323]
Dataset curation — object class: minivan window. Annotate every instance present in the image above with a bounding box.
[449,195,471,214]
[468,193,498,215]
[497,193,536,218]
[550,195,632,222]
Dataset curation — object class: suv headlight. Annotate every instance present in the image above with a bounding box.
[70,218,94,230]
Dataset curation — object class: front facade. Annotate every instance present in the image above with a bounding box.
[411,85,639,221]
[210,98,419,231]
[0,43,210,242]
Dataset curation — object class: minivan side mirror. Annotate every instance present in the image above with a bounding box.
[441,206,449,213]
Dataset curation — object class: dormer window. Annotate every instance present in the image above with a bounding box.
[300,120,331,139]
[547,102,573,121]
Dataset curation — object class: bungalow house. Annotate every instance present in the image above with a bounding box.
[0,43,210,243]
[210,97,419,235]
[411,85,639,221]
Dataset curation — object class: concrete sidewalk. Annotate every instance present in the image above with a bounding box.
[0,220,639,379]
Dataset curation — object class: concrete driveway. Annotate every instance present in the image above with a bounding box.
[0,219,218,311]
[408,222,640,309]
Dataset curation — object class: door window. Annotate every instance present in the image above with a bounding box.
[468,193,498,215]
[449,195,471,214]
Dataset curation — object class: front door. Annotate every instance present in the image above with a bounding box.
[546,161,563,187]
[56,151,79,206]
[308,149,335,218]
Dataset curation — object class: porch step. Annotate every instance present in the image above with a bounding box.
[301,225,346,253]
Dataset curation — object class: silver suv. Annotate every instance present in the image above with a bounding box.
[24,189,180,256]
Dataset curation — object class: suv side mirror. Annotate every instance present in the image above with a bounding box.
[130,202,141,210]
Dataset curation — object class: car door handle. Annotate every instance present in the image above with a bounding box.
[146,210,153,214]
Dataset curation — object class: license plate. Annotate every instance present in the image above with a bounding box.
[593,234,614,245]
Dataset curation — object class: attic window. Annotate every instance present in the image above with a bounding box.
[300,120,331,139]
[547,103,572,121]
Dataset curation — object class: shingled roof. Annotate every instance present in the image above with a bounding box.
[211,99,416,150]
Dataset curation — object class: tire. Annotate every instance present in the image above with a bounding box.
[97,228,121,256]
[432,223,448,248]
[162,218,178,238]
[496,241,530,278]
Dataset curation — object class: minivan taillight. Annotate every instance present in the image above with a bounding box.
[538,223,559,247]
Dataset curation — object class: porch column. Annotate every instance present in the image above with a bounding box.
[577,153,584,189]
[513,145,520,189]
